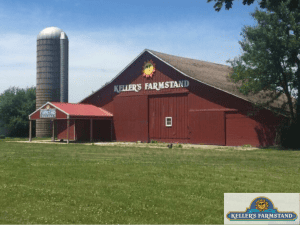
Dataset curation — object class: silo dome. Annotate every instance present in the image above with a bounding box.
[37,27,68,40]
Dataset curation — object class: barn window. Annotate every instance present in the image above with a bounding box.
[165,117,172,127]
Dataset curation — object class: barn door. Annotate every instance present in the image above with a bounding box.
[114,95,149,142]
[149,94,188,141]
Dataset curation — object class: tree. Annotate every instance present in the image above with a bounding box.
[207,0,300,12]
[226,0,300,147]
[227,0,300,121]
[0,87,36,137]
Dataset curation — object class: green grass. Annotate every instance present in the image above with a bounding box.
[0,141,299,224]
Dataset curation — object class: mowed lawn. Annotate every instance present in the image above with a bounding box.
[0,140,299,224]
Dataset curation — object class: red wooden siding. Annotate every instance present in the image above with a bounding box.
[226,113,261,147]
[226,111,279,147]
[149,94,188,142]
[57,120,75,140]
[32,103,113,141]
[188,79,254,111]
[189,111,225,145]
[30,110,41,120]
[114,95,148,142]
[57,119,112,141]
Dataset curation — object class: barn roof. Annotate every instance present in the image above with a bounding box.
[146,49,288,112]
[80,49,288,113]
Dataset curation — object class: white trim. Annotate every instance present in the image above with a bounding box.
[29,102,50,119]
[79,49,149,103]
[28,102,70,120]
[47,102,70,119]
[165,117,172,127]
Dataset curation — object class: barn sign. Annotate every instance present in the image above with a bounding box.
[40,108,56,118]
[114,80,190,93]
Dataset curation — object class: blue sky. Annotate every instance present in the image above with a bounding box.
[0,0,260,103]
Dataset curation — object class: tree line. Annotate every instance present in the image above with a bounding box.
[0,87,36,137]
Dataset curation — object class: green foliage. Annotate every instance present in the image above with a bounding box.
[0,135,5,139]
[175,144,183,148]
[242,144,253,148]
[0,86,36,137]
[227,0,300,121]
[207,0,254,11]
[207,0,300,12]
[150,139,158,143]
[279,121,300,148]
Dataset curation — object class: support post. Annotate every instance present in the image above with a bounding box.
[90,119,93,142]
[67,119,70,144]
[29,120,32,142]
[52,120,55,142]
[110,119,113,142]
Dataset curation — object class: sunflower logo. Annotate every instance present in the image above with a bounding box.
[142,60,156,78]
[255,199,269,212]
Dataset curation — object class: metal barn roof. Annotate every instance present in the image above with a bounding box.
[50,102,113,117]
[29,102,113,120]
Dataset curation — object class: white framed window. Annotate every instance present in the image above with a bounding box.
[165,117,172,127]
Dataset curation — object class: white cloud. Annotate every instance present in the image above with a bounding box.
[0,21,242,103]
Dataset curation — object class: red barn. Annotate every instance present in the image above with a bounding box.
[29,49,285,146]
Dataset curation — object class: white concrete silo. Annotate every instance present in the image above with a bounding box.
[36,27,69,137]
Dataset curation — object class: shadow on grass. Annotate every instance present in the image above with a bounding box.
[53,139,114,144]
[259,145,300,151]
